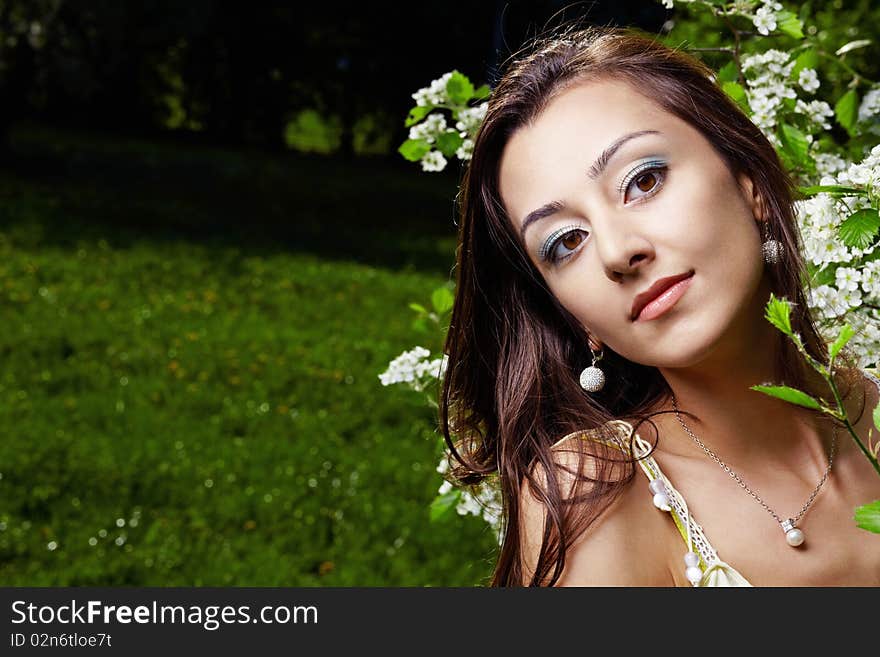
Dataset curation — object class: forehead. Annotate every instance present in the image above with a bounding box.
[498,77,689,224]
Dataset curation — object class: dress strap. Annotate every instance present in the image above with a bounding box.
[553,419,751,586]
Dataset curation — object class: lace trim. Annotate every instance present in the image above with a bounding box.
[604,421,720,570]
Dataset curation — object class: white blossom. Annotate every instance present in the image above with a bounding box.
[814,152,848,177]
[836,266,862,292]
[455,138,474,161]
[454,102,488,136]
[843,311,880,368]
[798,68,820,93]
[753,4,779,36]
[408,112,447,144]
[841,287,864,310]
[837,144,880,196]
[420,150,447,172]
[455,484,503,539]
[858,86,880,124]
[742,49,796,139]
[861,260,880,299]
[795,99,834,131]
[378,346,446,386]
[411,72,453,107]
[809,284,849,319]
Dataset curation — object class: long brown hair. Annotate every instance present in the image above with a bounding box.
[438,23,862,586]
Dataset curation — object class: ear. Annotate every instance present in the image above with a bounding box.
[588,336,603,352]
[737,172,766,223]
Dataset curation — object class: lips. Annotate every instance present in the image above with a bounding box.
[631,270,695,321]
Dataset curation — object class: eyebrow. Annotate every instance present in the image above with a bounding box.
[518,129,661,243]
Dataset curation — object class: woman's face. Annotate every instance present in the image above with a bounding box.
[498,77,772,368]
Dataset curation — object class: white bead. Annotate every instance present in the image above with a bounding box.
[685,566,703,585]
[684,551,700,568]
[648,479,666,495]
[785,528,805,547]
[652,492,671,511]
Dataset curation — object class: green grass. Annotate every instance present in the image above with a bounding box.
[0,125,499,585]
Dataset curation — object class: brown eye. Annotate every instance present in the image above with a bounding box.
[562,233,583,250]
[636,173,657,192]
[545,228,589,264]
[624,164,667,203]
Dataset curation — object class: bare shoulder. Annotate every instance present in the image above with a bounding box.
[519,427,679,586]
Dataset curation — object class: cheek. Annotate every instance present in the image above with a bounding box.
[675,169,761,263]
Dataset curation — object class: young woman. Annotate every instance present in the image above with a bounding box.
[438,24,880,586]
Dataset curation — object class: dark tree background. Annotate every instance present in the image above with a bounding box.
[0,1,668,158]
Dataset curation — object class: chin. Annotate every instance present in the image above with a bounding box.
[624,310,731,369]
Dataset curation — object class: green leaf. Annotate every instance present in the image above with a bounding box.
[446,70,475,106]
[778,123,810,167]
[750,385,823,410]
[835,89,859,136]
[473,84,491,100]
[776,11,804,39]
[873,396,880,433]
[809,264,836,288]
[854,499,880,533]
[434,130,464,157]
[717,61,739,83]
[408,302,428,314]
[829,324,855,362]
[792,48,819,78]
[838,208,880,249]
[835,39,872,56]
[722,81,749,111]
[429,488,461,522]
[398,138,431,162]
[405,105,433,128]
[764,293,793,336]
[431,286,455,314]
[798,184,866,197]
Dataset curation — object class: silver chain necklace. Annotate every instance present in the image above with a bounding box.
[671,394,837,548]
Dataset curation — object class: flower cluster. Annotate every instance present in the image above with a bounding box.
[797,145,880,365]
[436,457,503,541]
[840,144,880,196]
[741,49,797,139]
[403,71,488,171]
[859,86,880,127]
[412,72,453,107]
[377,346,448,390]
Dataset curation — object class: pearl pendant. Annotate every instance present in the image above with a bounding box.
[785,528,805,546]
[781,519,805,547]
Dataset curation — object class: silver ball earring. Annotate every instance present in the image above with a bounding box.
[761,221,782,265]
[579,345,605,393]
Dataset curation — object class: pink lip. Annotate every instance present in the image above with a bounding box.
[635,273,694,322]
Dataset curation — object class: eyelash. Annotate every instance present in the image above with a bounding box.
[540,162,668,265]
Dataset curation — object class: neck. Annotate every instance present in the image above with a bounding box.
[651,320,841,472]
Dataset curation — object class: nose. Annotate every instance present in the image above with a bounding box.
[596,224,654,283]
